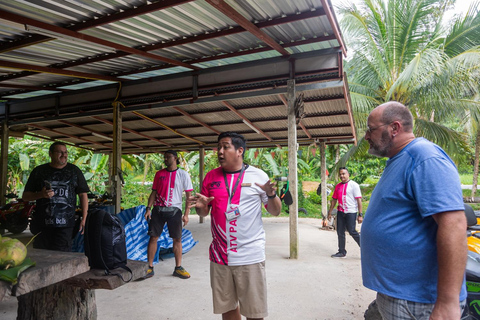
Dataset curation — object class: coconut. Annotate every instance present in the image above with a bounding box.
[0,239,27,270]
[0,237,11,243]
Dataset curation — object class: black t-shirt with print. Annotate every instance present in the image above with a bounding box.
[25,163,90,228]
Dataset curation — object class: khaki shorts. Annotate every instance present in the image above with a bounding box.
[210,261,268,318]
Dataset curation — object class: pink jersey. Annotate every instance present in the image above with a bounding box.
[152,168,193,210]
[201,165,269,266]
[332,180,362,213]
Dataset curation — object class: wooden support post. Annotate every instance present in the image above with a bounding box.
[199,147,205,223]
[320,141,327,219]
[287,79,298,259]
[112,103,122,213]
[0,121,8,206]
[108,152,113,196]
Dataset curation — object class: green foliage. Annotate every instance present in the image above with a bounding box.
[122,183,151,210]
[298,191,324,218]
[342,157,387,184]
[337,0,480,165]
[459,173,474,185]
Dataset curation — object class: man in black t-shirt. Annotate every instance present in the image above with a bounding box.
[23,142,90,251]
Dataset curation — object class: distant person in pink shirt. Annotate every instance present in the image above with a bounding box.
[144,150,193,279]
[327,167,362,258]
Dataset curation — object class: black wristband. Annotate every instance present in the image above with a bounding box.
[267,192,277,199]
[146,207,151,211]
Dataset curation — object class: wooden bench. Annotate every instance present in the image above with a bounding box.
[0,249,148,320]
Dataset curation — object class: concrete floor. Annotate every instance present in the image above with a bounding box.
[1,216,375,320]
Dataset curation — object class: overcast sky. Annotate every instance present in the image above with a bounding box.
[446,0,478,20]
[335,0,478,19]
[453,0,477,13]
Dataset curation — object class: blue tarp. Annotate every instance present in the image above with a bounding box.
[72,205,198,265]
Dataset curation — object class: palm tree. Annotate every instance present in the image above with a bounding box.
[337,0,480,165]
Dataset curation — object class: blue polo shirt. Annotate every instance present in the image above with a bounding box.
[361,138,466,303]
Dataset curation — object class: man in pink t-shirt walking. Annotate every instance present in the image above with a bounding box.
[144,150,193,279]
[327,167,362,258]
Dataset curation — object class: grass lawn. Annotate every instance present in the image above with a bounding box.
[460,173,474,185]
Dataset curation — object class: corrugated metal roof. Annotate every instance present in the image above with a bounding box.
[0,0,355,152]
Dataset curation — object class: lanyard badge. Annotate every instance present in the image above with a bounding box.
[223,165,245,221]
[225,206,240,221]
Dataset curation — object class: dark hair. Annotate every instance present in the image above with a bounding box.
[164,150,180,165]
[339,167,349,173]
[381,101,414,132]
[49,141,67,154]
[218,132,246,159]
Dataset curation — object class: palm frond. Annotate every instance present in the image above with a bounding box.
[444,1,480,57]
[414,118,472,163]
[332,138,371,173]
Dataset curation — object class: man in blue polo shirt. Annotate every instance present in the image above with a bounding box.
[362,101,467,319]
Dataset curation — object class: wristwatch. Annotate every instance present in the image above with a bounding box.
[267,192,277,199]
[146,207,151,211]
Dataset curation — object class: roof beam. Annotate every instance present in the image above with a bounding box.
[0,0,194,54]
[131,111,205,145]
[28,123,112,149]
[0,9,198,70]
[24,132,95,151]
[221,101,273,141]
[90,116,172,147]
[172,106,221,135]
[342,73,357,145]
[126,120,352,138]
[57,120,144,149]
[144,9,326,52]
[0,60,120,82]
[120,134,356,153]
[117,36,337,77]
[0,83,70,92]
[205,0,290,56]
[69,0,194,31]
[319,0,347,57]
[0,11,330,84]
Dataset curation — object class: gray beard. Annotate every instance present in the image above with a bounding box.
[368,131,392,158]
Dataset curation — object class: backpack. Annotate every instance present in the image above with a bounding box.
[84,208,132,282]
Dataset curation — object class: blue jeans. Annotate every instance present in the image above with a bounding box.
[336,211,360,255]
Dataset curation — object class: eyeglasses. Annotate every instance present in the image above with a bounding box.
[365,122,391,134]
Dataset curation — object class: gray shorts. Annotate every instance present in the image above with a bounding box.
[376,293,467,320]
[148,206,182,239]
[210,261,268,318]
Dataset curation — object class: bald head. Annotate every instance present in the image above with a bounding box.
[365,101,416,158]
[376,101,414,133]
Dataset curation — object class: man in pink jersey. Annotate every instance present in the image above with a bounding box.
[327,167,362,258]
[144,150,193,279]
[190,132,281,320]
